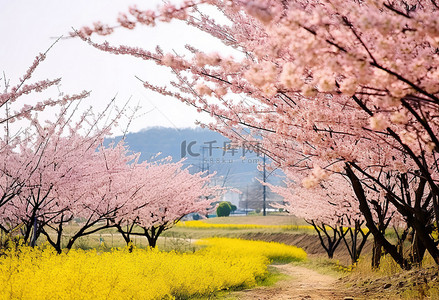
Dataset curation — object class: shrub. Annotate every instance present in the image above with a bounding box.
[226,201,237,212]
[217,201,232,217]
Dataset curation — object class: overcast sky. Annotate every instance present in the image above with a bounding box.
[0,0,229,134]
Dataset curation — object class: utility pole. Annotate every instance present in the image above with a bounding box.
[200,146,210,175]
[201,146,205,173]
[246,185,249,216]
[263,153,266,216]
[201,146,217,175]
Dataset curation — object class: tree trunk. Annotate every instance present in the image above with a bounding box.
[115,224,132,246]
[410,212,439,264]
[345,164,411,269]
[40,228,63,254]
[144,225,166,248]
[341,223,370,265]
[146,235,158,248]
[372,236,383,269]
[411,230,427,265]
[309,220,345,259]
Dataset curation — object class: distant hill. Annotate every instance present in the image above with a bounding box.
[108,127,283,190]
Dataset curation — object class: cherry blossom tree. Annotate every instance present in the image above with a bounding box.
[0,101,114,244]
[0,46,90,247]
[114,158,218,248]
[39,141,142,253]
[0,109,218,252]
[271,168,425,268]
[270,172,372,263]
[78,0,439,268]
[1,71,217,253]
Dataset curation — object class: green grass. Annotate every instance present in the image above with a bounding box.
[257,265,289,286]
[290,256,350,277]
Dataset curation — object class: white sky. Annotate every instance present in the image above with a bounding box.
[0,0,230,134]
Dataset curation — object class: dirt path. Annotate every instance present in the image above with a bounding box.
[233,264,351,300]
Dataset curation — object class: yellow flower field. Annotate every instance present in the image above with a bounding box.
[0,238,306,300]
[177,220,314,230]
[197,237,307,263]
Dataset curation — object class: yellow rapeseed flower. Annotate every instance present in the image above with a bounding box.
[176,220,314,230]
[0,238,306,299]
